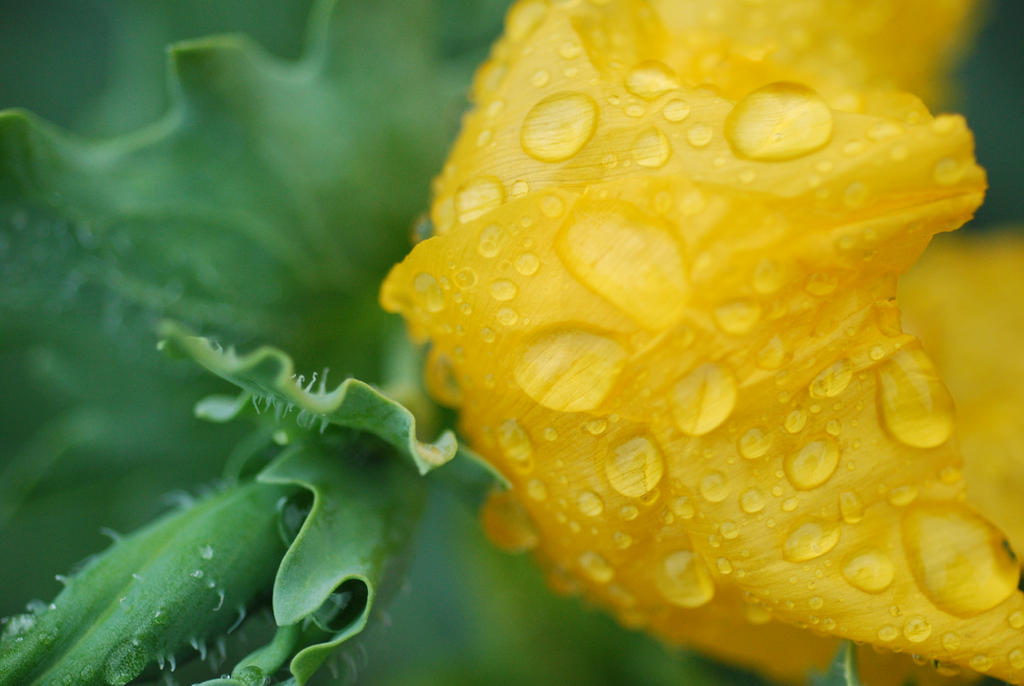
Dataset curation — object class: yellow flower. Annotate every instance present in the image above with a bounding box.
[902,232,1024,562]
[380,0,1017,682]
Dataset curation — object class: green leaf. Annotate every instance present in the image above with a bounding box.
[258,440,425,684]
[0,481,291,686]
[812,642,862,686]
[159,320,457,475]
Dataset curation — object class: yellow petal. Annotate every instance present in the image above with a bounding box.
[903,232,1024,559]
[379,0,1016,682]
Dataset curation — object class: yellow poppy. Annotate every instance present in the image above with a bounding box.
[380,0,1019,683]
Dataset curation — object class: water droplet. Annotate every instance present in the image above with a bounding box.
[784,408,807,434]
[1009,610,1024,629]
[713,300,761,335]
[497,419,533,471]
[579,551,614,583]
[942,632,961,651]
[413,273,444,312]
[671,495,696,519]
[784,438,839,490]
[902,503,1019,617]
[686,124,713,148]
[902,616,932,643]
[752,259,784,294]
[199,545,214,560]
[877,624,899,642]
[531,69,550,87]
[489,279,518,301]
[843,181,869,208]
[625,61,678,99]
[526,479,548,501]
[839,491,864,524]
[514,328,626,412]
[454,267,478,289]
[1010,649,1024,670]
[699,471,730,503]
[720,521,739,539]
[656,550,715,607]
[455,177,505,223]
[521,92,598,162]
[740,488,766,513]
[497,307,519,326]
[717,557,734,574]
[540,194,565,218]
[632,127,672,168]
[724,83,832,160]
[605,436,665,498]
[738,427,771,460]
[426,350,462,406]
[577,491,604,517]
[506,0,548,41]
[842,548,894,593]
[585,418,607,435]
[810,359,852,398]
[783,519,840,562]
[756,336,787,369]
[877,346,954,448]
[477,224,504,258]
[482,491,539,552]
[515,252,540,275]
[888,484,918,507]
[556,200,687,329]
[662,98,691,122]
[969,655,993,672]
[671,363,737,436]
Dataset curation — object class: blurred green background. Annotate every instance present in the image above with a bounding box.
[0,1,1021,685]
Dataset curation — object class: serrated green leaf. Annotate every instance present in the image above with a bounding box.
[159,320,457,475]
[257,441,424,684]
[812,642,862,686]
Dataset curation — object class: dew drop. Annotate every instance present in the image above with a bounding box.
[877,624,898,642]
[784,438,840,490]
[477,224,504,258]
[756,336,788,369]
[1009,610,1024,629]
[810,359,852,398]
[699,470,730,503]
[605,436,665,498]
[579,551,614,583]
[540,194,565,218]
[526,479,548,501]
[783,519,840,562]
[555,200,687,328]
[740,488,767,513]
[753,259,785,294]
[577,491,604,517]
[842,548,894,593]
[839,491,864,524]
[671,495,696,519]
[784,408,807,434]
[455,177,505,223]
[671,363,737,436]
[625,61,679,99]
[1010,649,1024,670]
[656,550,715,607]
[521,92,599,162]
[489,279,518,301]
[104,640,148,685]
[738,427,772,460]
[497,307,519,326]
[496,419,534,471]
[969,655,993,672]
[515,253,541,275]
[877,346,954,448]
[662,98,691,122]
[686,124,713,148]
[933,158,964,185]
[514,328,626,412]
[724,83,833,161]
[454,267,478,289]
[902,503,1019,617]
[713,300,761,335]
[632,127,672,168]
[903,616,932,643]
[413,273,444,312]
